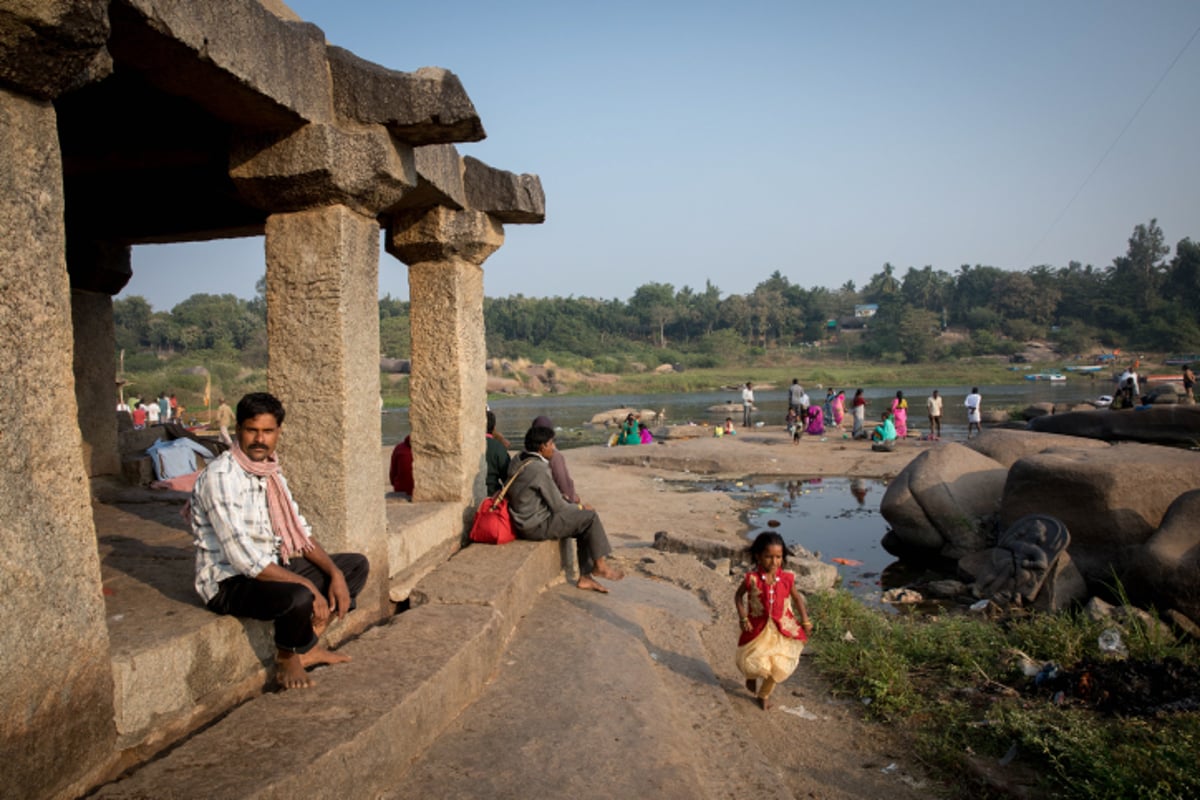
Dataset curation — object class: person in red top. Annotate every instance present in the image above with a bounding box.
[734,532,813,709]
[389,435,413,495]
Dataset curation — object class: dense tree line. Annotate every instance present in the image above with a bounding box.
[114,220,1200,367]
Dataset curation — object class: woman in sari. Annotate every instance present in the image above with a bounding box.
[805,405,824,436]
[890,391,908,439]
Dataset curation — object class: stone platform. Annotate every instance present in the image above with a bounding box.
[93,538,563,798]
[92,469,485,778]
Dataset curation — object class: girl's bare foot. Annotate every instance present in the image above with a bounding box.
[745,678,757,693]
[759,695,771,711]
[576,575,609,593]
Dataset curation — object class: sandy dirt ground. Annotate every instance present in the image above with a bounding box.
[548,429,944,798]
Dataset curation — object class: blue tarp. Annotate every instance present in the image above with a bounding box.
[145,438,214,480]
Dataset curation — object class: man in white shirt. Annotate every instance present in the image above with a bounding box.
[191,392,370,689]
[964,387,982,439]
[926,390,943,440]
[742,382,755,428]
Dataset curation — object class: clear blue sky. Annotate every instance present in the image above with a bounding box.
[124,0,1200,311]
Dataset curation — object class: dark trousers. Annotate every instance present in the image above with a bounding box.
[521,507,612,577]
[207,553,370,653]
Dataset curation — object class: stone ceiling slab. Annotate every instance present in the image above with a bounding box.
[327,45,484,146]
[463,156,545,224]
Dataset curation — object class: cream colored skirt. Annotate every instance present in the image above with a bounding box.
[736,621,805,683]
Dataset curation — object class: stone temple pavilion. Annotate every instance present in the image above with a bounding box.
[0,1,544,796]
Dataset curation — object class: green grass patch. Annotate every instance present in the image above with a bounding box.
[806,591,1200,798]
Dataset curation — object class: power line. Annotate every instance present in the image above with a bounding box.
[1025,19,1200,266]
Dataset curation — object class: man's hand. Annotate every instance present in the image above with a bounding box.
[310,584,332,626]
[327,569,351,620]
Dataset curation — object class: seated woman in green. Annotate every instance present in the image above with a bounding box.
[619,413,641,445]
[870,410,897,443]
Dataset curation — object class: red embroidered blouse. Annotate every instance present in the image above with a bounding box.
[738,569,807,646]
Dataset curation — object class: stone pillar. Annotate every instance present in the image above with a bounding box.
[71,289,121,476]
[264,205,388,595]
[0,87,115,798]
[387,207,503,503]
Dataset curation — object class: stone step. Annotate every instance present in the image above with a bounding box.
[96,492,473,763]
[92,540,562,799]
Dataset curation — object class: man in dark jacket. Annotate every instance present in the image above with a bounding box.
[507,425,623,593]
[484,411,510,495]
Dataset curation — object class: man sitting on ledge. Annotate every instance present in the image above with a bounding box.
[190,392,370,690]
[507,425,624,593]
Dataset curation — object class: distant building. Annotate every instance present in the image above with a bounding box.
[854,304,879,318]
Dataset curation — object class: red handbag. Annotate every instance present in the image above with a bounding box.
[469,460,530,545]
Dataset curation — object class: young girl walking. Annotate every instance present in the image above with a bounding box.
[734,532,814,709]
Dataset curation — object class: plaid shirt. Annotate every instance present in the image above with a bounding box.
[190,451,313,603]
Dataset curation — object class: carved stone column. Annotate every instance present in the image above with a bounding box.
[387,206,503,502]
[0,86,115,798]
[263,206,387,571]
[234,122,414,613]
[67,239,132,478]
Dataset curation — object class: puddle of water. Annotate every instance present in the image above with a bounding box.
[709,476,927,611]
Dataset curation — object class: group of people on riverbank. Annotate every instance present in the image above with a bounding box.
[118,390,187,429]
[771,378,984,444]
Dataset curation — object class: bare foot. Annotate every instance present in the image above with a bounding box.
[593,563,624,581]
[299,646,352,668]
[276,652,315,690]
[576,575,609,594]
[745,678,757,693]
[759,695,771,711]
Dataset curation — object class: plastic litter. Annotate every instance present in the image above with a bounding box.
[1098,628,1128,657]
[969,599,991,612]
[1034,662,1059,687]
[779,704,819,720]
[880,763,897,774]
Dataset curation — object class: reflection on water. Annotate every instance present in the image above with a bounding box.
[707,476,925,612]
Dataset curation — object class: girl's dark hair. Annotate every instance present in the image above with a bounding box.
[747,531,790,559]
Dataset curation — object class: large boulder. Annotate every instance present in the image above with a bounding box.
[999,444,1200,584]
[1028,404,1200,445]
[964,428,1109,469]
[588,408,659,426]
[1121,490,1200,626]
[881,443,1008,561]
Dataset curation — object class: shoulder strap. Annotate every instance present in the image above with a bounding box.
[494,458,533,502]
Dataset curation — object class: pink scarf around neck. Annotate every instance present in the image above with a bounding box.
[231,443,313,564]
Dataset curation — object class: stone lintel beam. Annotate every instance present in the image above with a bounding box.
[463,156,546,224]
[67,237,132,295]
[107,0,332,130]
[231,122,416,217]
[0,0,112,99]
[385,205,504,268]
[327,45,485,146]
[383,144,467,215]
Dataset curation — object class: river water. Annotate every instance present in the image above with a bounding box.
[381,379,1109,447]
